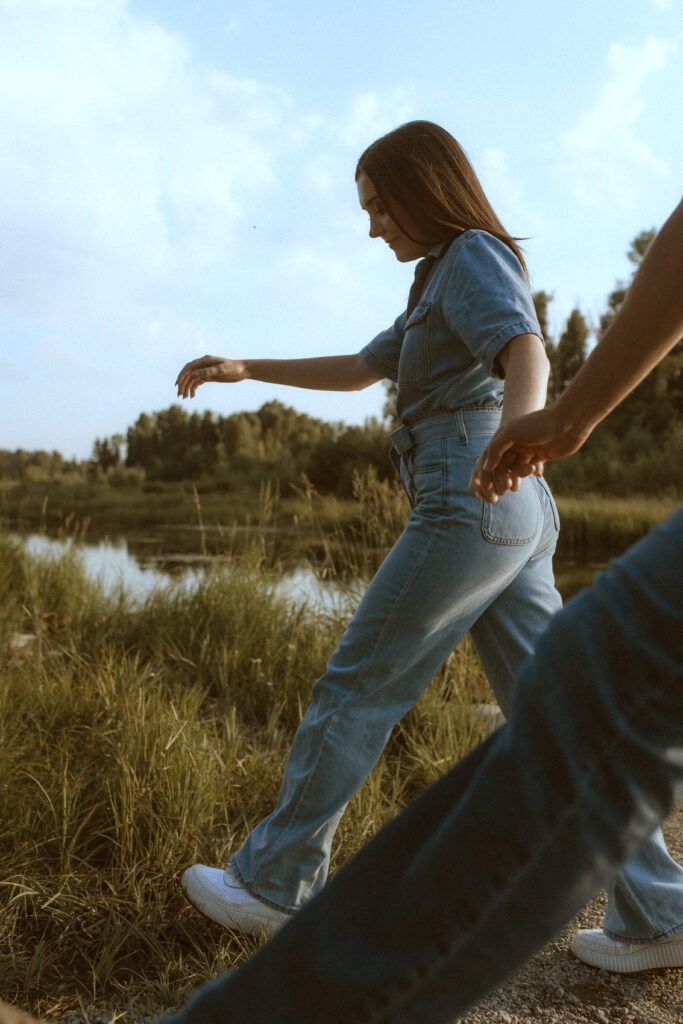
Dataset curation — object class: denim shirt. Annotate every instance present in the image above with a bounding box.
[360,230,542,427]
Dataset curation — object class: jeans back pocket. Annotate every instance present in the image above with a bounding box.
[481,477,540,546]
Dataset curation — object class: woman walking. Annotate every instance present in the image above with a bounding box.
[176,120,562,934]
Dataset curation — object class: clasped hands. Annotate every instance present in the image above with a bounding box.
[468,407,576,503]
[468,446,544,504]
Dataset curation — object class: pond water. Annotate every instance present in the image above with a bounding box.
[19,532,357,612]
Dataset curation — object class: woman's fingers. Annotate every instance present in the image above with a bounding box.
[470,451,526,503]
[469,456,502,502]
[177,372,207,399]
[175,355,218,385]
[175,356,227,398]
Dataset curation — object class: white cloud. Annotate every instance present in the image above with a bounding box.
[0,1,419,333]
[476,146,548,244]
[558,36,676,208]
[274,243,365,320]
[338,87,416,150]
[304,154,341,195]
[0,0,302,319]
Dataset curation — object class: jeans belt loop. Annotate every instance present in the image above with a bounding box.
[456,409,468,445]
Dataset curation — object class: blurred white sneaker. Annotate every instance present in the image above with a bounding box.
[181,863,291,936]
[571,927,683,972]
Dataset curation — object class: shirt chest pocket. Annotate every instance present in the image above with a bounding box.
[398,301,430,386]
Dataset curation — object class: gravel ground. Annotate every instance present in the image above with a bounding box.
[3,804,682,1024]
[458,800,683,1024]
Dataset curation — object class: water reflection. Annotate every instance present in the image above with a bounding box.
[19,533,355,612]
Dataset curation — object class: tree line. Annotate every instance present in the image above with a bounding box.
[2,230,680,498]
[122,402,394,496]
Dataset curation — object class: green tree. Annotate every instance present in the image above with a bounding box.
[549,308,589,400]
[533,290,556,398]
[532,290,554,345]
[92,436,121,473]
[545,225,682,496]
[307,418,393,496]
[126,413,160,474]
[596,226,681,441]
[199,410,220,452]
[221,411,263,460]
[599,228,657,338]
[382,379,399,430]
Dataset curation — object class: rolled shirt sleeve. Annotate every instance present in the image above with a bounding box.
[359,313,405,383]
[440,233,542,377]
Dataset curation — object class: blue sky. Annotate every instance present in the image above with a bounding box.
[1,0,681,459]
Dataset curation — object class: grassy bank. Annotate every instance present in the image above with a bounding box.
[552,493,679,560]
[1,475,678,570]
[0,529,492,1018]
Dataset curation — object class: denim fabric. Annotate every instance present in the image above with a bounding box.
[360,232,541,426]
[232,409,562,911]
[166,507,683,1024]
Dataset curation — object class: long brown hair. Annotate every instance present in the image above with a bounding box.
[356,120,528,277]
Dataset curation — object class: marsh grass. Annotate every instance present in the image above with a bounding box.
[0,502,493,1018]
[553,493,679,561]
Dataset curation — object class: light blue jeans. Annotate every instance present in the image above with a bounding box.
[233,409,562,907]
[169,506,683,1024]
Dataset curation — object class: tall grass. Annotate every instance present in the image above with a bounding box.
[0,509,492,1018]
[552,492,678,560]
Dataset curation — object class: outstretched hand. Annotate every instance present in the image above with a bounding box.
[176,355,248,399]
[469,407,589,502]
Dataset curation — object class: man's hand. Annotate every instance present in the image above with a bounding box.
[469,407,589,502]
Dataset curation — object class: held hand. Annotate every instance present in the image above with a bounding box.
[469,406,588,502]
[175,355,248,399]
[469,453,525,504]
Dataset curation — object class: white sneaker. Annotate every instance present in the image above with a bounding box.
[181,864,292,936]
[571,927,683,972]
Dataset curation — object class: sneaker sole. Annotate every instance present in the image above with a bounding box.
[572,937,683,973]
[181,868,288,937]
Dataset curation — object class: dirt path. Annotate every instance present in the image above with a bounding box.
[459,801,683,1024]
